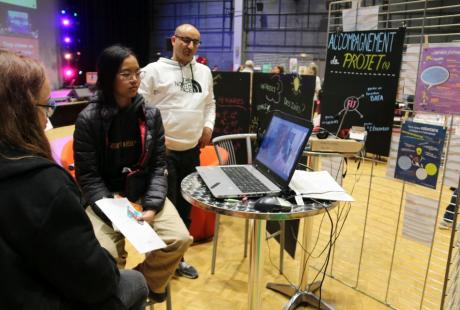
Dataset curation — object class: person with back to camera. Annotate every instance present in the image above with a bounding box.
[73,45,193,304]
[0,49,148,309]
[139,23,216,279]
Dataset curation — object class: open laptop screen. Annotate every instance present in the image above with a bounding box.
[256,113,310,183]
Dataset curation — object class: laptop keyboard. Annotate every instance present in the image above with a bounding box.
[221,166,270,193]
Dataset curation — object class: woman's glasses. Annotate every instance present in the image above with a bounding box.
[36,98,57,118]
[118,70,143,81]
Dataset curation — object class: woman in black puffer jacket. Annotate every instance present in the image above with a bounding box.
[73,45,192,304]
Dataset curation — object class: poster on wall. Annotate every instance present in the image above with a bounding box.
[251,73,315,137]
[394,121,446,189]
[415,47,460,115]
[212,72,251,163]
[320,28,406,156]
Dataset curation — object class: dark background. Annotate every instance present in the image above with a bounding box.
[212,71,251,164]
[61,0,156,83]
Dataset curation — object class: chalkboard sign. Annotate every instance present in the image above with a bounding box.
[320,28,405,156]
[212,72,251,163]
[250,73,315,137]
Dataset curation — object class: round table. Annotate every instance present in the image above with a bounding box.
[181,172,337,310]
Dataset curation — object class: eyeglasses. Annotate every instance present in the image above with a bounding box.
[174,34,201,46]
[118,70,143,81]
[36,98,57,118]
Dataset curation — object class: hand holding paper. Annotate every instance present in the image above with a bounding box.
[96,198,166,253]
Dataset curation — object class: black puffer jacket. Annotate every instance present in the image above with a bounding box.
[74,94,168,220]
[0,147,124,309]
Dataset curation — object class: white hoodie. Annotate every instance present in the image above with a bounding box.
[139,57,216,151]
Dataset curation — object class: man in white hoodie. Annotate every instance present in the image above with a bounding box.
[139,24,215,279]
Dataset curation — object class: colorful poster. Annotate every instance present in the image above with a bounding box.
[415,47,460,114]
[320,29,406,156]
[395,121,446,189]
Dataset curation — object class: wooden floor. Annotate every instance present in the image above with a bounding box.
[125,206,390,310]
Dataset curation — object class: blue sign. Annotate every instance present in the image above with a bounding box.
[395,121,446,189]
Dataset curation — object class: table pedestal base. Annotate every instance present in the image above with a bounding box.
[266,282,334,310]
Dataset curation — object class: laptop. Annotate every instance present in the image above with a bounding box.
[196,111,313,198]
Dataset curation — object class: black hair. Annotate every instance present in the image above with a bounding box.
[96,45,137,104]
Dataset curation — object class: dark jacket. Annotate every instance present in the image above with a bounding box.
[73,94,168,221]
[0,147,124,309]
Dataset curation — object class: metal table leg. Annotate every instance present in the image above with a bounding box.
[267,216,334,310]
[248,219,266,310]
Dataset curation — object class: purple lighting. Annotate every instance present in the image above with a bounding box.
[63,36,72,44]
[63,66,76,79]
[62,18,71,26]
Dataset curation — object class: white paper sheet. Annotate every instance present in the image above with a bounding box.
[402,193,437,247]
[96,198,166,253]
[289,170,354,202]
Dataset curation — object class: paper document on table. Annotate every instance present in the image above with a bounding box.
[95,198,166,253]
[289,170,354,202]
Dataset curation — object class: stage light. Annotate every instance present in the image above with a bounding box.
[74,13,78,17]
[78,71,83,75]
[64,53,72,60]
[61,10,66,14]
[63,66,76,79]
[61,18,71,27]
[63,36,72,44]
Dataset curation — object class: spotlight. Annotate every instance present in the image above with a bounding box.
[73,12,78,17]
[78,71,83,75]
[76,51,81,56]
[61,10,66,14]
[64,53,72,60]
[63,36,72,44]
[61,18,71,27]
[63,66,76,79]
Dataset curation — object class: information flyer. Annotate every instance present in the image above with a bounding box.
[395,121,446,189]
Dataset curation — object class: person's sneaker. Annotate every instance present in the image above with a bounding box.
[175,261,199,279]
[147,290,167,304]
[439,219,453,230]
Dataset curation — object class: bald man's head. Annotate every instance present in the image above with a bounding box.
[175,24,199,36]
[171,24,201,65]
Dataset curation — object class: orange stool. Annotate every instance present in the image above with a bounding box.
[188,146,228,242]
[60,139,75,178]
